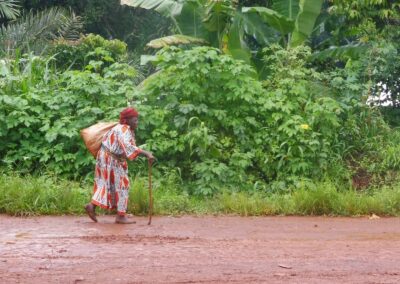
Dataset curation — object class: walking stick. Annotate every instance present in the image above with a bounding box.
[147,159,153,225]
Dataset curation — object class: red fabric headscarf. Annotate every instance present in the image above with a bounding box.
[119,107,139,125]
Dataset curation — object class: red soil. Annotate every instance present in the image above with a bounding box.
[0,215,399,283]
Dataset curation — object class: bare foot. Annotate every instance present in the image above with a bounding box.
[115,215,136,224]
[84,203,97,222]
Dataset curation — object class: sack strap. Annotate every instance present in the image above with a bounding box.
[101,144,126,162]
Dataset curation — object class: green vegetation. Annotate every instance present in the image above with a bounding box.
[137,45,400,195]
[0,6,82,56]
[0,1,400,216]
[0,37,139,176]
[0,172,90,215]
[1,173,399,216]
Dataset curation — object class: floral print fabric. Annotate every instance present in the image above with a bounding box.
[91,124,142,215]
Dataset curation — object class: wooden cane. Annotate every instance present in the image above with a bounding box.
[147,159,153,225]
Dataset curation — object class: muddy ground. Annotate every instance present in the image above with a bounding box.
[0,215,399,284]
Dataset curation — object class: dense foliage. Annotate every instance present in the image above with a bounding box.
[0,1,399,202]
[0,40,138,176]
[135,46,398,194]
[138,47,267,195]
[51,34,129,71]
[4,0,171,52]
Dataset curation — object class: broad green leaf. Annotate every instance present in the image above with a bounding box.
[175,0,208,38]
[242,7,294,36]
[272,0,299,20]
[310,44,369,61]
[290,0,323,47]
[225,14,251,64]
[120,0,183,16]
[202,0,233,35]
[146,34,208,48]
[239,12,280,45]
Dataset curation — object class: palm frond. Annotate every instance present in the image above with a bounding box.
[58,9,83,41]
[0,7,83,55]
[0,0,20,20]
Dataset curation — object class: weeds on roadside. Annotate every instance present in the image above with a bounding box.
[0,172,90,216]
[1,172,399,217]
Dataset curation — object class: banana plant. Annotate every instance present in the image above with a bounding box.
[121,0,324,76]
[121,0,279,65]
[122,0,323,51]
[242,0,324,48]
[244,0,368,61]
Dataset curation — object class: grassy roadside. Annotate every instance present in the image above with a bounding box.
[0,173,399,217]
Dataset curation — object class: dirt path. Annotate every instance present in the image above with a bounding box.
[0,215,399,284]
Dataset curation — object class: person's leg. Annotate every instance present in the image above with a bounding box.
[115,186,135,224]
[85,203,98,222]
[85,177,101,222]
[115,213,135,224]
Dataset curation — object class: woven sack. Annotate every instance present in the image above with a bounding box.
[80,122,118,157]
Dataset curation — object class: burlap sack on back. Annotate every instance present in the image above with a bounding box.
[80,122,118,157]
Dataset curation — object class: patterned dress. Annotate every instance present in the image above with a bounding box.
[91,124,142,216]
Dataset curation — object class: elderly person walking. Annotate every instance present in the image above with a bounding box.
[85,107,154,224]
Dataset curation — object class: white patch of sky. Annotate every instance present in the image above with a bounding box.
[367,82,398,106]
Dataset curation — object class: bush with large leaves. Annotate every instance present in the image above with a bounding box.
[0,44,394,192]
[137,46,266,195]
[135,46,382,194]
[0,52,138,177]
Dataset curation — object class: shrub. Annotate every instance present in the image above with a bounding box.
[1,43,396,195]
[0,51,138,176]
[50,34,128,71]
[138,46,267,195]
[137,46,393,195]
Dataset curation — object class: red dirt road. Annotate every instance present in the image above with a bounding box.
[0,215,399,284]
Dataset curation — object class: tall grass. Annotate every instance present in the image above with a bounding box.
[216,183,400,216]
[128,176,198,215]
[1,172,399,217]
[0,173,90,216]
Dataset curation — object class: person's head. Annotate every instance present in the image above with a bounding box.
[119,107,139,129]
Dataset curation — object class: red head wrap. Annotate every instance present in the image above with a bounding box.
[119,107,139,125]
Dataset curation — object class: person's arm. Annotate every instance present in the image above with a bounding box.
[119,126,142,160]
[120,126,155,162]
